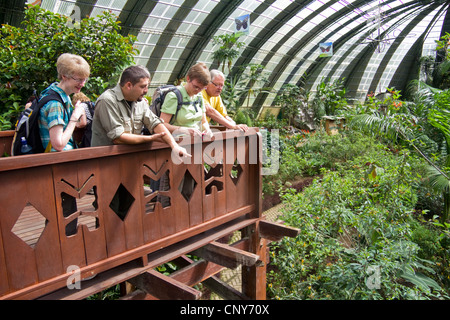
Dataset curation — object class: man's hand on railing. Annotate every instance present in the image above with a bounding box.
[171,144,192,164]
[202,128,214,140]
[232,123,249,132]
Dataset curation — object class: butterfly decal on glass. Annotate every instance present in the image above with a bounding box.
[319,42,333,57]
[235,16,249,31]
[320,45,331,53]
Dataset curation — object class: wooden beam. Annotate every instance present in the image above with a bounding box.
[36,220,254,300]
[192,241,260,269]
[203,276,250,300]
[259,220,300,242]
[241,223,267,300]
[128,269,201,300]
[168,239,249,286]
[119,289,157,300]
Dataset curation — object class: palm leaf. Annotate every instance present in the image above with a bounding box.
[349,112,403,141]
[424,165,450,194]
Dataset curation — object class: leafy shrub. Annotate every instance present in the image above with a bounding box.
[262,129,386,197]
[267,132,449,300]
[0,5,138,129]
[310,78,347,122]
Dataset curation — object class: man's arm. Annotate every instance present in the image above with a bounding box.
[160,112,202,137]
[205,103,248,132]
[113,124,191,159]
[112,132,165,145]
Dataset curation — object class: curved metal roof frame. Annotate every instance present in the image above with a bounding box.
[8,0,450,110]
[299,1,442,101]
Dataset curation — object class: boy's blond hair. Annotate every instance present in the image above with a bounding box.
[56,53,90,80]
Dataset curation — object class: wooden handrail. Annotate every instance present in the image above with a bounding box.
[0,128,263,299]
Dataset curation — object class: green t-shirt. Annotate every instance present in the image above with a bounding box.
[160,86,205,131]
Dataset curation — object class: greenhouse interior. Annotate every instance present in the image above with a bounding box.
[1,0,450,302]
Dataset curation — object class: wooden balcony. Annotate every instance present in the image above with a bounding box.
[0,128,298,300]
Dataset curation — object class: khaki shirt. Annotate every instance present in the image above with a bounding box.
[91,84,162,146]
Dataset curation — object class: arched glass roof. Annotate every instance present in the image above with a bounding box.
[3,0,449,113]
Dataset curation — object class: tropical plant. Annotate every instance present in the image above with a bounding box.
[274,83,311,127]
[237,63,272,115]
[267,131,448,300]
[221,75,242,115]
[310,77,347,123]
[419,55,435,85]
[0,5,138,129]
[425,90,450,223]
[348,85,450,224]
[211,33,245,73]
[435,32,450,61]
[432,32,450,89]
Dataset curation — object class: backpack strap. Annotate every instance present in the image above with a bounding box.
[38,90,77,151]
[37,90,67,115]
[170,88,184,125]
[165,87,202,125]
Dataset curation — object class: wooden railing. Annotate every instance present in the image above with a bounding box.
[0,129,268,299]
[0,130,13,157]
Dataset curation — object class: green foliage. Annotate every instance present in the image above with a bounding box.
[262,129,384,197]
[221,75,241,115]
[0,5,138,129]
[86,284,121,300]
[435,32,450,61]
[432,32,450,89]
[347,87,450,224]
[234,108,254,127]
[274,83,310,126]
[267,131,449,299]
[222,63,272,121]
[429,89,450,162]
[212,33,245,73]
[237,63,272,114]
[310,78,347,122]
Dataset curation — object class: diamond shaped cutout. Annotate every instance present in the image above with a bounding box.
[230,160,243,185]
[110,184,135,221]
[11,203,47,249]
[178,169,197,202]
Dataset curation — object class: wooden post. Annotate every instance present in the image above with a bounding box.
[241,222,267,300]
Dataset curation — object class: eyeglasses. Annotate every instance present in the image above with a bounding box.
[211,81,224,89]
[70,76,89,84]
[189,80,206,91]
